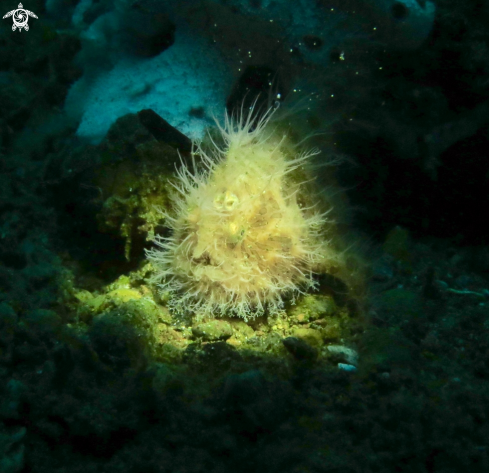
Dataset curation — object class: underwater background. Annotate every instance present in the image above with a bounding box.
[1,0,489,471]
